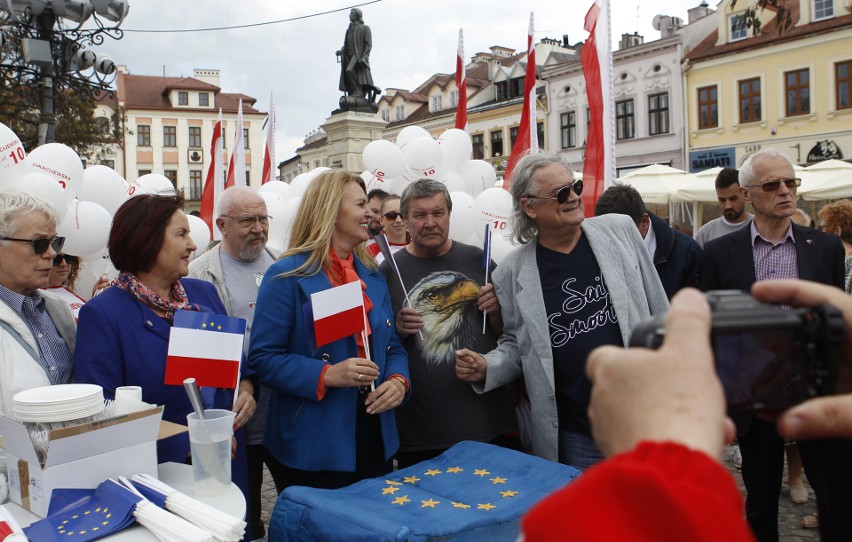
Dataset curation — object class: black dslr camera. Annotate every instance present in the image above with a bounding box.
[629,290,845,413]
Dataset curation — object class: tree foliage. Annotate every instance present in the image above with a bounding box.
[731,0,794,35]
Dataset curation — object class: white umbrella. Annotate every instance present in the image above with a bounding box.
[617,164,691,205]
[799,160,852,201]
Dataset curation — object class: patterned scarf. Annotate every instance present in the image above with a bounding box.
[326,249,373,346]
[116,272,196,323]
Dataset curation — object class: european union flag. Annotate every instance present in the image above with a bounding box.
[24,480,140,541]
[269,441,580,541]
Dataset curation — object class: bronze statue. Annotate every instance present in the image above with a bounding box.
[336,8,380,112]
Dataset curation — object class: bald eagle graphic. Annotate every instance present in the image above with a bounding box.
[408,271,482,366]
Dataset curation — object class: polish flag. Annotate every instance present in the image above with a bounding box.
[503,12,538,191]
[199,109,224,241]
[262,92,276,184]
[225,99,246,188]
[581,0,615,217]
[311,281,365,348]
[454,28,468,131]
[165,311,246,389]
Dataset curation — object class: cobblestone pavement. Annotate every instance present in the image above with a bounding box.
[257,451,820,541]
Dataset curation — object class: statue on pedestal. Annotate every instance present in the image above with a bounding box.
[336,8,381,113]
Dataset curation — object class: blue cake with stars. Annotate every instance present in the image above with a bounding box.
[269,440,580,541]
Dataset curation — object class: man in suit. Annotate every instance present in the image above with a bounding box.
[456,152,668,471]
[702,148,852,541]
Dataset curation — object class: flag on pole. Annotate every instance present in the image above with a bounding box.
[165,310,246,389]
[199,109,224,241]
[311,281,366,348]
[262,92,276,184]
[503,12,538,191]
[581,0,615,217]
[454,29,468,131]
[226,99,246,188]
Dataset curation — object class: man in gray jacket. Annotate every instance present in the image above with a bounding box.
[187,186,276,539]
[456,152,668,470]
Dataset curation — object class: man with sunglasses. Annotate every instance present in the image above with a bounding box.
[702,148,852,542]
[187,186,273,539]
[0,188,77,418]
[456,152,668,470]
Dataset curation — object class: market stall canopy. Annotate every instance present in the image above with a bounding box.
[798,160,852,201]
[616,164,691,205]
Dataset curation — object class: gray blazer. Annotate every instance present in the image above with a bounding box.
[475,213,669,461]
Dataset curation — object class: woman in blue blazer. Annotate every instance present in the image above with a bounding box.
[249,171,410,491]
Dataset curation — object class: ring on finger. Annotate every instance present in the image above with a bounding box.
[357,373,363,382]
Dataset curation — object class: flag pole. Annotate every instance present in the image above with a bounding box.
[482,224,491,334]
[361,303,376,392]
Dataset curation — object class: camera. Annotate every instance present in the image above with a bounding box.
[629,290,845,413]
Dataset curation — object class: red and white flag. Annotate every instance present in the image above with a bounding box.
[226,99,246,188]
[454,28,468,131]
[311,281,365,348]
[262,92,276,184]
[165,311,246,389]
[581,0,615,217]
[503,12,538,191]
[199,109,224,241]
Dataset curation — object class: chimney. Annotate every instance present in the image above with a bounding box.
[619,32,644,50]
[688,0,713,23]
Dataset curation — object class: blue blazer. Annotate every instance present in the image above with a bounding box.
[75,279,246,463]
[249,252,410,473]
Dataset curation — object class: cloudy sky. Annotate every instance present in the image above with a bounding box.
[104,0,703,162]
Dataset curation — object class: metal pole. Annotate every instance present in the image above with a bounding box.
[36,8,56,145]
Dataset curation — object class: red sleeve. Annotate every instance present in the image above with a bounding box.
[522,441,755,542]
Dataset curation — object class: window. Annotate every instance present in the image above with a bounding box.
[511,78,524,98]
[561,111,577,148]
[381,109,389,121]
[837,60,852,110]
[96,117,110,135]
[648,93,669,135]
[164,170,177,187]
[199,92,209,106]
[698,85,718,129]
[615,99,635,140]
[395,105,404,121]
[496,81,508,101]
[137,125,151,146]
[100,160,115,169]
[243,128,249,149]
[450,90,459,108]
[490,130,503,157]
[814,0,834,20]
[785,69,810,117]
[738,78,761,123]
[471,133,484,160]
[537,122,544,149]
[431,95,442,112]
[189,170,202,200]
[178,91,188,105]
[138,169,151,177]
[188,126,201,148]
[730,14,747,41]
[510,127,519,148]
[163,126,176,147]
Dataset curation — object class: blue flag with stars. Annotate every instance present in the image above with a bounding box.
[24,479,140,541]
[269,441,580,541]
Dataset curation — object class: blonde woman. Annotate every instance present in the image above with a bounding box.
[249,171,410,491]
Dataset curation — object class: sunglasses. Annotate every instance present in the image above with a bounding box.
[383,211,402,220]
[53,254,79,266]
[2,235,65,255]
[527,180,584,204]
[747,177,801,192]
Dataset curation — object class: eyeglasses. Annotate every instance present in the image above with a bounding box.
[746,177,801,192]
[526,180,584,204]
[221,215,271,227]
[52,254,79,266]
[1,235,65,255]
[383,211,402,220]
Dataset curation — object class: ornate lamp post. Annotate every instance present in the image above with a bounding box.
[0,0,129,145]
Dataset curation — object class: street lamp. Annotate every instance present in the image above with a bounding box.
[0,0,129,145]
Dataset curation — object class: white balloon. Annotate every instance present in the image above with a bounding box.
[449,191,475,243]
[387,176,412,196]
[279,196,302,250]
[438,129,473,173]
[461,160,498,198]
[23,143,83,199]
[404,137,442,177]
[288,172,315,199]
[0,121,26,187]
[133,173,176,197]
[260,192,288,251]
[79,165,128,216]
[362,139,406,180]
[306,167,332,180]
[77,250,117,300]
[443,171,471,194]
[258,180,290,200]
[57,200,111,258]
[186,214,212,259]
[395,126,431,151]
[489,232,515,264]
[8,172,69,215]
[473,187,514,242]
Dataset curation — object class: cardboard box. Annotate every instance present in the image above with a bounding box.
[0,406,166,518]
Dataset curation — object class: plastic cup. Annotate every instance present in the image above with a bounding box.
[114,386,143,415]
[186,409,235,497]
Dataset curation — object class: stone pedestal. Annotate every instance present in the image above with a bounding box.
[322,111,387,173]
